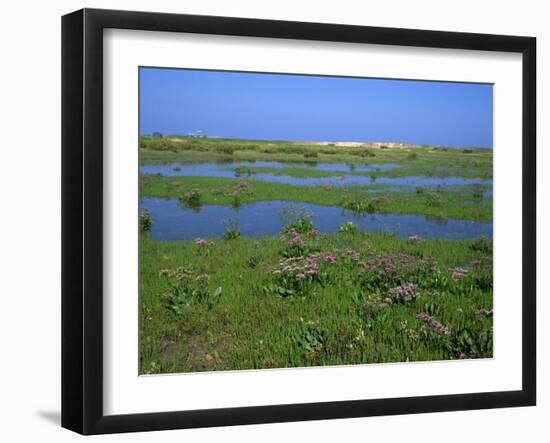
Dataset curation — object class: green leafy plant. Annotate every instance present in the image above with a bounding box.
[283,217,316,235]
[339,221,358,234]
[162,270,222,314]
[290,323,331,355]
[140,209,152,232]
[224,228,241,240]
[224,217,241,240]
[341,196,382,214]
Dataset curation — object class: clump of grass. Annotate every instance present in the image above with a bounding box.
[224,228,241,240]
[160,267,222,313]
[290,322,332,356]
[265,255,322,296]
[280,217,318,257]
[212,180,253,206]
[472,184,484,201]
[446,327,493,359]
[230,194,242,208]
[247,255,262,269]
[469,236,492,254]
[304,151,318,158]
[359,149,376,158]
[280,228,310,258]
[341,196,383,214]
[339,221,358,234]
[424,191,442,207]
[179,188,202,208]
[194,237,215,255]
[223,218,241,240]
[283,217,316,235]
[234,166,256,177]
[407,152,418,160]
[140,209,152,231]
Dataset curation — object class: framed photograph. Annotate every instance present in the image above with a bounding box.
[62,8,536,435]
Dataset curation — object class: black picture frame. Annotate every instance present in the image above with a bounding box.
[62,8,536,435]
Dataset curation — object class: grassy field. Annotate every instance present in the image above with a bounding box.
[140,174,492,221]
[140,229,493,374]
[139,136,493,374]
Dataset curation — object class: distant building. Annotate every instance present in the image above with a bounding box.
[187,130,207,138]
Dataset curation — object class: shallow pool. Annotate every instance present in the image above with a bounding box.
[140,161,492,189]
[141,198,492,241]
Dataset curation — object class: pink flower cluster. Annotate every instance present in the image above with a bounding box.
[451,267,468,280]
[195,238,215,247]
[272,254,320,280]
[279,229,306,247]
[338,248,361,263]
[307,249,361,266]
[416,313,450,336]
[388,282,419,303]
[321,254,336,264]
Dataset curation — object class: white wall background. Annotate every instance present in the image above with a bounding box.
[0,0,546,441]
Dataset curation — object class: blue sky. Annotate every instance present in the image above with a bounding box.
[140,68,493,148]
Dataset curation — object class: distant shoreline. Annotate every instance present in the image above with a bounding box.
[140,134,492,150]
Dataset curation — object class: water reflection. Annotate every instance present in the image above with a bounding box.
[141,198,492,241]
[140,161,492,189]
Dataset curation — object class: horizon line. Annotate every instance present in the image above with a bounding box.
[140,133,492,150]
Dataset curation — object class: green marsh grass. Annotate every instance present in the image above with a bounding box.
[140,231,493,374]
[140,175,492,221]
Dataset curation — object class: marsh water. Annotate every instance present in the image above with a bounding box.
[141,197,492,241]
[140,161,492,189]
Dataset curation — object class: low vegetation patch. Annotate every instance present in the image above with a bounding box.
[179,188,202,208]
[140,209,152,231]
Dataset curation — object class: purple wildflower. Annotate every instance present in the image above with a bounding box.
[451,267,468,280]
[416,312,450,336]
[280,228,306,247]
[388,282,419,303]
[322,254,337,264]
[195,238,214,248]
